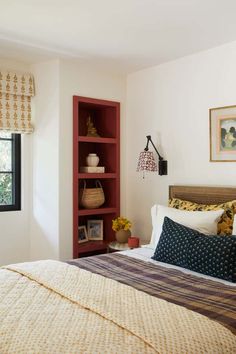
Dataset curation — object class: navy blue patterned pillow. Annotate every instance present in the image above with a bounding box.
[152,217,236,282]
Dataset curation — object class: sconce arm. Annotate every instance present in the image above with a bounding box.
[145,135,164,161]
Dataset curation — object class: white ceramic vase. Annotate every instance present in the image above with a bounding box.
[86,153,99,167]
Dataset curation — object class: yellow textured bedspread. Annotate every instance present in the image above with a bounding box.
[0,260,235,354]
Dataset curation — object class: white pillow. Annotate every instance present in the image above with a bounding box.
[233,217,236,235]
[150,204,224,248]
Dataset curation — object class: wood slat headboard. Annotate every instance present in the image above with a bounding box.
[169,185,236,204]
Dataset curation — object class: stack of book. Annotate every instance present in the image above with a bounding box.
[80,166,105,173]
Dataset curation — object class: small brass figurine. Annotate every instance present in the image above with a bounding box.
[86,116,100,137]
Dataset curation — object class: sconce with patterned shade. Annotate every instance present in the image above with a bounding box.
[137,151,158,172]
[137,135,167,176]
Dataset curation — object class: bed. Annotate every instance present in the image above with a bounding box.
[0,186,236,353]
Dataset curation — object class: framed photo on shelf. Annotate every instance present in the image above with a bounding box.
[210,105,236,161]
[87,220,103,240]
[78,226,89,244]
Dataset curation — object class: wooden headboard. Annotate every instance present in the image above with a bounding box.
[169,185,236,204]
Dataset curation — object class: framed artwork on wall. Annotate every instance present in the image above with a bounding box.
[78,226,88,244]
[210,105,236,162]
[87,220,103,240]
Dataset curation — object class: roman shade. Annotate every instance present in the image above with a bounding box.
[0,70,35,133]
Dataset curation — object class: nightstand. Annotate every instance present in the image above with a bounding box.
[107,241,131,253]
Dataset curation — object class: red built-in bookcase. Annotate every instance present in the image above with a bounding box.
[73,96,120,258]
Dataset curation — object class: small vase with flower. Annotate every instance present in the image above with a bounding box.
[112,216,132,243]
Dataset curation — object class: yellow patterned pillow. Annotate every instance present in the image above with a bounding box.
[168,198,236,236]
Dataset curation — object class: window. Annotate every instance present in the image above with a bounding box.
[0,132,21,211]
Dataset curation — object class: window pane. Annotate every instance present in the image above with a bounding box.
[0,140,12,171]
[0,132,11,139]
[0,173,12,205]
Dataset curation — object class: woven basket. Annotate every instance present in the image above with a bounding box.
[79,180,105,209]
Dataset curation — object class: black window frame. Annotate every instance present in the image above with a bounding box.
[0,133,21,211]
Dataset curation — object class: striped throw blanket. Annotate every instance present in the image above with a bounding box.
[68,253,236,335]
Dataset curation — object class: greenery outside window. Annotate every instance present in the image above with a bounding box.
[0,132,21,211]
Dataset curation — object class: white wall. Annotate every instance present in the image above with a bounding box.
[0,58,31,265]
[59,59,127,260]
[4,40,236,262]
[0,57,126,263]
[126,41,236,243]
[30,60,60,260]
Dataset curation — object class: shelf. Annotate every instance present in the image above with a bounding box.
[78,136,117,144]
[73,95,120,258]
[75,96,119,108]
[78,207,117,216]
[78,241,108,255]
[78,173,117,179]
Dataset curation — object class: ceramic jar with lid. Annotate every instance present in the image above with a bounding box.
[86,153,99,167]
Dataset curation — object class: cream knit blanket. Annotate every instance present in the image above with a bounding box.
[0,260,235,354]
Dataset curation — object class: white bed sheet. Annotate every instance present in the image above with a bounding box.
[120,245,236,287]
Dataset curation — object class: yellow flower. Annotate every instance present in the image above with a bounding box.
[112,216,132,232]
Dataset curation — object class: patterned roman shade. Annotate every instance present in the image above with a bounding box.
[0,70,35,133]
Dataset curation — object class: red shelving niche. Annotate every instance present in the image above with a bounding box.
[73,96,120,258]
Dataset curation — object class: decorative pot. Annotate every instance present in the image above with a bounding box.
[128,236,140,248]
[86,153,99,167]
[115,229,131,243]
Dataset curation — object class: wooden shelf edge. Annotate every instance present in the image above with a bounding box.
[78,240,108,254]
[73,96,120,107]
[78,173,117,179]
[78,207,117,216]
[78,136,117,144]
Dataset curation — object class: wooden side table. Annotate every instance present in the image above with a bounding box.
[107,241,131,253]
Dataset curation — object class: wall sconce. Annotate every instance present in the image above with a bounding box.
[137,135,168,176]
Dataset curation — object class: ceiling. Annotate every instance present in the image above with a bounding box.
[1,0,236,74]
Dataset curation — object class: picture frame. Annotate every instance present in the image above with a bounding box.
[210,105,236,162]
[87,220,103,240]
[78,226,89,243]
